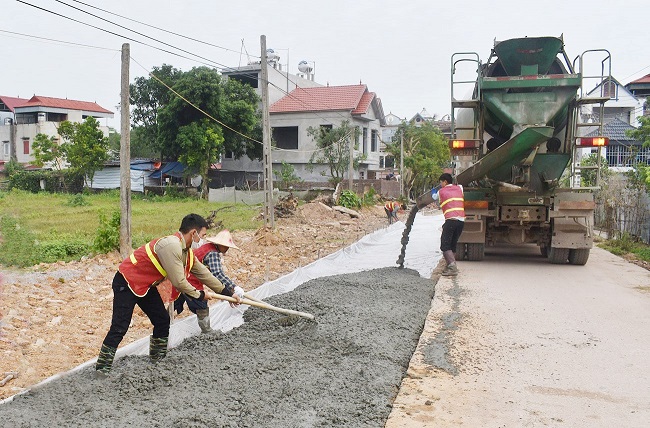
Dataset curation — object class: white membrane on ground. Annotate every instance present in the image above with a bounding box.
[1,212,443,403]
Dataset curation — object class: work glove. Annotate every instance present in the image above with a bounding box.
[233,286,245,299]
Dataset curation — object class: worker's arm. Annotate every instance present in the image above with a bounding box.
[203,251,237,296]
[190,259,227,295]
[155,237,204,300]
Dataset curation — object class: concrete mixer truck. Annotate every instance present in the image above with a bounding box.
[419,36,612,265]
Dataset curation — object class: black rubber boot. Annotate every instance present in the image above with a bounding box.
[94,344,117,378]
[149,335,169,362]
[196,308,213,333]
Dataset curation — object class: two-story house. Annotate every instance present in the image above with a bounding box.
[0,95,114,169]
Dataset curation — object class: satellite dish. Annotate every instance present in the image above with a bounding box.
[298,60,313,74]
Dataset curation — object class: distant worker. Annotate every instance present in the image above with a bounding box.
[384,200,406,225]
[175,229,245,333]
[432,173,465,276]
[94,214,241,377]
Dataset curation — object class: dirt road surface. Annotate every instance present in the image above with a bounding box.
[386,245,650,427]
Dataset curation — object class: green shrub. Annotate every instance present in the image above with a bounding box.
[338,190,361,209]
[94,210,120,253]
[38,239,90,263]
[634,247,650,262]
[66,194,90,207]
[361,187,377,207]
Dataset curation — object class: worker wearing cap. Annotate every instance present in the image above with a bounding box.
[175,229,245,333]
[94,214,242,378]
[432,173,465,276]
[384,201,406,225]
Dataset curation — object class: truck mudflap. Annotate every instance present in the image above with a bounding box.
[549,192,595,249]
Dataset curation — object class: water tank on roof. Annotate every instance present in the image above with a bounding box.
[298,60,313,74]
[37,112,46,123]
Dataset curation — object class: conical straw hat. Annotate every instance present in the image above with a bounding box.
[205,230,240,249]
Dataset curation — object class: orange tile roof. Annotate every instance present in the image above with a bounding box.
[17,95,113,114]
[628,74,650,84]
[0,96,30,112]
[270,84,374,114]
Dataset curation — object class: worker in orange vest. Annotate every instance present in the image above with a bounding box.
[94,213,241,377]
[384,200,406,225]
[175,229,244,333]
[432,173,465,276]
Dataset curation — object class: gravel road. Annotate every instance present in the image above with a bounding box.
[386,245,650,427]
[0,267,434,427]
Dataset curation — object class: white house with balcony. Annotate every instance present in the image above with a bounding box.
[0,95,113,170]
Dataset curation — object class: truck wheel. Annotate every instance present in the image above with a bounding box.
[568,249,590,265]
[467,243,485,261]
[456,243,466,261]
[548,247,569,264]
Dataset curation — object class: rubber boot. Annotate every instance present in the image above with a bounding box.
[196,308,213,333]
[149,335,169,362]
[94,343,117,378]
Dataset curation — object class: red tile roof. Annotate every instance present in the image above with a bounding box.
[628,74,650,84]
[17,95,113,114]
[269,84,374,115]
[0,96,30,112]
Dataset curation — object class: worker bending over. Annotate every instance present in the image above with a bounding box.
[432,173,465,276]
[384,200,406,225]
[95,213,241,377]
[175,229,244,333]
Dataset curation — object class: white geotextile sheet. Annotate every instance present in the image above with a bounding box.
[1,212,443,402]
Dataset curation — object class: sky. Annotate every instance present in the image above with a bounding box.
[1,0,649,130]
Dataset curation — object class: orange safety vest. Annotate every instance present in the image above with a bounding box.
[385,201,400,211]
[118,232,194,298]
[438,185,465,220]
[186,242,219,292]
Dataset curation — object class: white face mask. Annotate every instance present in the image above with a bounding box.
[191,231,204,249]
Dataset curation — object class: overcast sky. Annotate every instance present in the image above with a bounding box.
[1,0,648,130]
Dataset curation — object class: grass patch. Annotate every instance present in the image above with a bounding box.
[0,189,262,267]
[597,233,650,263]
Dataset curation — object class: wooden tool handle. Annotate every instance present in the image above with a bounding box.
[206,291,315,320]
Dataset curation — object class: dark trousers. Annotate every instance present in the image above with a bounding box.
[174,292,208,315]
[440,219,465,252]
[102,272,170,349]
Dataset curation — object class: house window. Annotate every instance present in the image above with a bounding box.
[362,127,368,154]
[602,81,617,99]
[272,126,298,150]
[224,151,234,159]
[371,130,378,152]
[3,141,9,157]
[23,139,30,155]
[379,156,385,168]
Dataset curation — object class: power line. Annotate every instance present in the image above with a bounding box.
[69,0,252,57]
[0,29,119,51]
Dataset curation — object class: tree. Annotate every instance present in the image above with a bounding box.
[274,161,302,189]
[307,120,362,184]
[626,98,650,188]
[57,117,110,188]
[383,122,450,199]
[31,133,65,170]
[156,66,260,197]
[579,153,610,187]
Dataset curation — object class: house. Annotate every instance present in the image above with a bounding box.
[585,117,648,169]
[581,77,643,126]
[0,95,114,168]
[624,73,650,115]
[266,84,386,181]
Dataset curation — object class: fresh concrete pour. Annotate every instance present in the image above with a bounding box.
[0,267,435,427]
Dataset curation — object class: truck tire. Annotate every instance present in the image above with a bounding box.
[568,249,590,265]
[456,243,466,261]
[548,247,569,264]
[467,243,485,261]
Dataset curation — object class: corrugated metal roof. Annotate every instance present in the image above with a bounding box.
[17,95,113,114]
[269,84,369,113]
[0,95,30,112]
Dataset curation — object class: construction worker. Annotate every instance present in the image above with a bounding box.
[94,213,241,377]
[175,229,244,333]
[432,173,465,276]
[384,200,405,225]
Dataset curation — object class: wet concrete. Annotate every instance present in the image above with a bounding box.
[396,207,419,268]
[0,267,435,427]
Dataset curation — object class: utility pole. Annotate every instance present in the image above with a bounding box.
[400,130,404,199]
[119,43,132,257]
[260,35,275,229]
[348,128,354,192]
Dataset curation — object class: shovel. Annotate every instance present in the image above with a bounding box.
[205,291,315,320]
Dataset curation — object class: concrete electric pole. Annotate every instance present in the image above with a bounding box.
[260,35,275,229]
[119,43,132,257]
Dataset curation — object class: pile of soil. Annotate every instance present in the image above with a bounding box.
[0,267,434,427]
[0,201,393,399]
